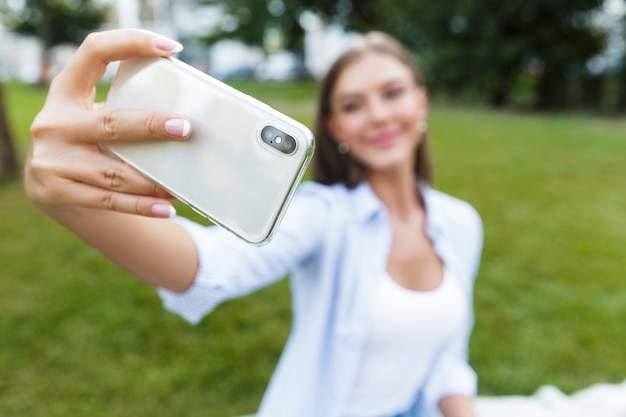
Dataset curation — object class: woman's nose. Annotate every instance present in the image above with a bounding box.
[368,97,392,122]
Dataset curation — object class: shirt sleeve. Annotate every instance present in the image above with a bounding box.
[157,183,328,324]
[421,319,478,410]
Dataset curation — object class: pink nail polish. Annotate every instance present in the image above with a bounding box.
[164,119,191,138]
[153,36,183,53]
[151,204,176,218]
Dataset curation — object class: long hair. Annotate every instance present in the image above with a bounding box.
[312,32,433,188]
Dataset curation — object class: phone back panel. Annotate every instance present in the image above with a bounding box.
[104,57,314,245]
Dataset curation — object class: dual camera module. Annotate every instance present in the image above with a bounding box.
[261,125,297,155]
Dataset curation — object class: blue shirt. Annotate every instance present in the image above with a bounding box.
[157,181,483,417]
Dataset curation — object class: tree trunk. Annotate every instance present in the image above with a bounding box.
[534,70,567,110]
[615,69,626,112]
[489,66,516,109]
[490,86,510,109]
[581,74,604,110]
[0,81,19,178]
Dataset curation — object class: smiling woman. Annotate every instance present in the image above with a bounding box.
[313,32,432,189]
[326,53,426,175]
[23,29,482,417]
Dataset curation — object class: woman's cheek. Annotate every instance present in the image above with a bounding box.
[340,118,365,141]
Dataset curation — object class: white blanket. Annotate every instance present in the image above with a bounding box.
[473,380,626,417]
[239,380,626,417]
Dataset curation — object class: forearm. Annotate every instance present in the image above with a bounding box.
[44,205,197,292]
[439,394,476,417]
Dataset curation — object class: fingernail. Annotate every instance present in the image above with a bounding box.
[154,36,183,53]
[152,204,177,218]
[164,119,191,138]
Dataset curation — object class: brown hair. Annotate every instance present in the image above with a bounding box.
[312,31,433,188]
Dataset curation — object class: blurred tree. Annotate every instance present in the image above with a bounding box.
[0,0,111,84]
[347,0,606,109]
[524,1,606,109]
[0,82,18,178]
[198,0,607,109]
[0,0,110,178]
[615,13,626,112]
[616,63,626,111]
[198,0,377,55]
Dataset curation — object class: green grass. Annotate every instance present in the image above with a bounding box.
[429,108,626,394]
[2,80,626,416]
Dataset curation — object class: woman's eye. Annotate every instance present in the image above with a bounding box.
[341,102,361,113]
[386,87,405,99]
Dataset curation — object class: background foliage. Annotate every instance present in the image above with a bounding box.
[200,0,623,111]
[0,0,110,72]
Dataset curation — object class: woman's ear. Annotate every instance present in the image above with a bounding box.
[417,87,429,118]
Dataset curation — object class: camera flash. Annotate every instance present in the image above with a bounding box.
[275,136,282,144]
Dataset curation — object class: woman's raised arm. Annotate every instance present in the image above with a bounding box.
[24,29,198,292]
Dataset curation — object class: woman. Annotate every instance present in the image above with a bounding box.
[24,29,482,417]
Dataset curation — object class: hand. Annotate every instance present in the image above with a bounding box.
[24,29,192,218]
[439,394,477,417]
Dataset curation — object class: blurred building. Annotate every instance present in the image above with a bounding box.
[0,27,40,82]
[0,0,353,82]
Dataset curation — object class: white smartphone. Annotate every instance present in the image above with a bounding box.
[104,56,315,245]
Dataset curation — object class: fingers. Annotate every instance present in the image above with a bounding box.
[31,107,191,147]
[69,149,171,197]
[32,31,192,144]
[28,104,188,212]
[55,181,176,218]
[25,28,189,217]
[51,29,183,102]
[26,145,175,217]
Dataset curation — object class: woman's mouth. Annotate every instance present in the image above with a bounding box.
[368,130,401,147]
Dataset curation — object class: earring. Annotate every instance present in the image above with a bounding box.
[338,142,350,155]
[418,120,428,133]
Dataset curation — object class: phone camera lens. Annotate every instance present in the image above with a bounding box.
[260,125,297,155]
[283,137,296,153]
[262,126,274,141]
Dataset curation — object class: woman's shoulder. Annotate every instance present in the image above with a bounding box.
[287,181,349,218]
[297,180,348,196]
[295,181,354,207]
[424,187,482,230]
[277,181,356,238]
[425,187,484,280]
[296,181,383,220]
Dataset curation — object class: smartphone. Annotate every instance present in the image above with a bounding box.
[103,56,315,245]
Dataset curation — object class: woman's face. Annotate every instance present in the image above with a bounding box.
[326,52,427,176]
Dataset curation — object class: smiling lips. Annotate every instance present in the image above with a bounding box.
[368,129,402,148]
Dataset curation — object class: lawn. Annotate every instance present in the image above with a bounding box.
[1,79,625,417]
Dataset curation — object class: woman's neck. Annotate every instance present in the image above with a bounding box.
[366,167,423,222]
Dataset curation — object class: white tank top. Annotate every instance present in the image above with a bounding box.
[338,267,468,417]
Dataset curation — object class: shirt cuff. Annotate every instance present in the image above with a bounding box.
[423,361,477,410]
[156,216,227,325]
